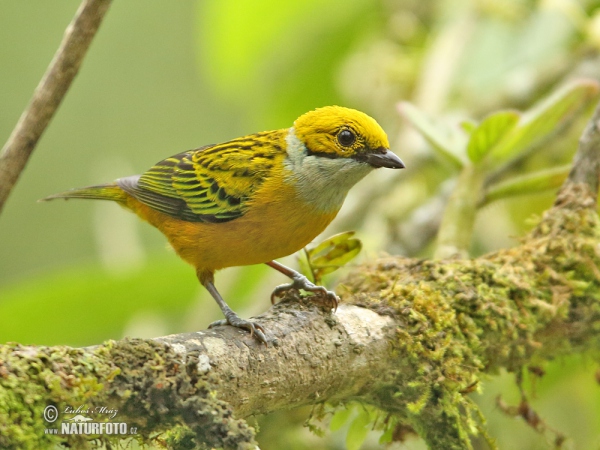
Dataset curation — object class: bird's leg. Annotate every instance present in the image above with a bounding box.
[266,260,339,310]
[198,271,267,345]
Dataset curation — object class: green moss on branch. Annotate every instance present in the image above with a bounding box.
[0,338,256,450]
[339,183,600,449]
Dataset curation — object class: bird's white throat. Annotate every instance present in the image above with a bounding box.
[283,127,373,213]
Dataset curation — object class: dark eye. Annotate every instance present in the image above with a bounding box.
[337,129,356,147]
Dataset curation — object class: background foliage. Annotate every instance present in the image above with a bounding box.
[1,0,600,448]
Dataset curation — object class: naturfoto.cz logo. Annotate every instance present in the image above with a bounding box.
[43,405,137,436]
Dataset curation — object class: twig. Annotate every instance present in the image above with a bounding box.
[434,164,484,259]
[0,0,112,215]
[563,100,600,196]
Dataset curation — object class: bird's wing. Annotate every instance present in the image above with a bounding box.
[118,133,284,223]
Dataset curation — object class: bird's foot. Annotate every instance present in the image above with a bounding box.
[270,273,339,311]
[209,316,268,345]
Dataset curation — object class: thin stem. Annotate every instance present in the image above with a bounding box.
[434,164,484,259]
[0,0,112,215]
[563,100,600,197]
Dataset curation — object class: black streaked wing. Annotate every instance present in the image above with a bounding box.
[119,134,282,222]
[118,174,221,223]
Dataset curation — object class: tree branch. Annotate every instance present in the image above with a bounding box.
[0,0,111,215]
[0,304,396,449]
[564,99,600,195]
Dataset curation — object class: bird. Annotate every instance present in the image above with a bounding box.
[43,106,405,344]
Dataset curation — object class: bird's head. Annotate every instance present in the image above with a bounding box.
[283,106,405,212]
[292,106,405,169]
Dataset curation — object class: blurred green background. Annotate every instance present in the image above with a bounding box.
[1,0,600,448]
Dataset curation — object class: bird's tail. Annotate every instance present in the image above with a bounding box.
[40,183,128,203]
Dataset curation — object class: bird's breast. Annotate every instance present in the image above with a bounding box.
[129,176,340,272]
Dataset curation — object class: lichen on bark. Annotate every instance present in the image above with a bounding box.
[337,183,600,448]
[0,338,257,450]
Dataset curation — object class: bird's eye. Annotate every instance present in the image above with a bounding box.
[337,129,356,147]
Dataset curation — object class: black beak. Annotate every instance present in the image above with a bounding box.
[365,148,405,169]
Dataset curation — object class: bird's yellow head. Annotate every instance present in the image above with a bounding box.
[283,106,405,213]
[292,106,404,169]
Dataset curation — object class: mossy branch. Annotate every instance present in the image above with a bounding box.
[2,107,600,449]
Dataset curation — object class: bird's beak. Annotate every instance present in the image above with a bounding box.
[365,148,405,169]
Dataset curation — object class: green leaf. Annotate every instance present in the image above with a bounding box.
[346,408,372,450]
[378,416,398,444]
[466,110,520,163]
[305,232,362,284]
[297,249,315,283]
[489,79,600,163]
[398,101,466,170]
[330,406,352,432]
[460,119,478,135]
[481,165,571,206]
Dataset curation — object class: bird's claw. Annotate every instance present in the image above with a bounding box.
[270,274,339,311]
[209,317,268,346]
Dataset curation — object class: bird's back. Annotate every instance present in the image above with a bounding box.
[117,131,288,223]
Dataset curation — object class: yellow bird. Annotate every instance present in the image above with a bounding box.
[44,106,405,343]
